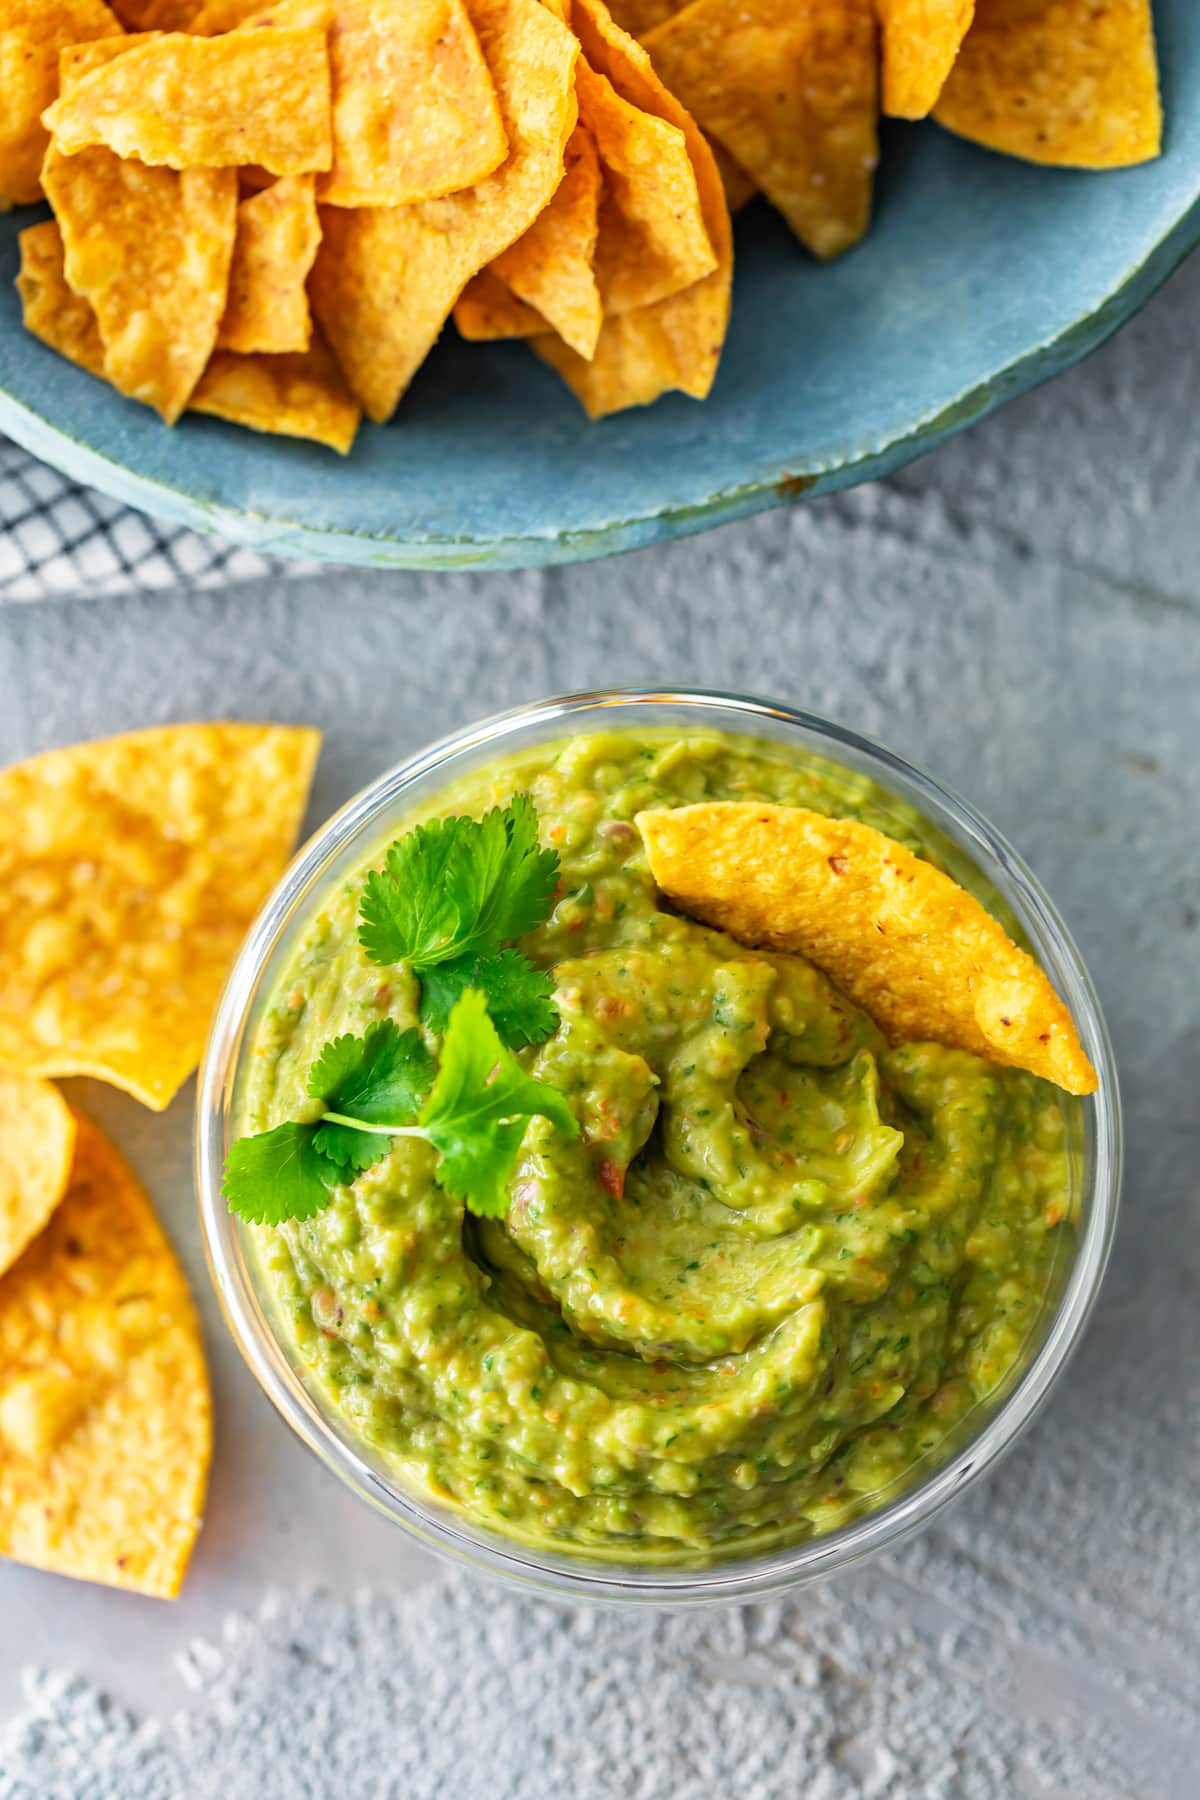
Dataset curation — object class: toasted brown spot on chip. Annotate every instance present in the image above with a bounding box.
[636,801,1097,1094]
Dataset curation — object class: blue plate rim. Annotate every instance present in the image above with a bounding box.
[1,191,1197,572]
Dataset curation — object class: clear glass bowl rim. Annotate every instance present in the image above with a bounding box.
[195,687,1121,1607]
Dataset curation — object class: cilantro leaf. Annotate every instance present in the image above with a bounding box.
[418,987,578,1217]
[308,1019,434,1121]
[222,1121,338,1225]
[357,795,559,972]
[419,948,558,1048]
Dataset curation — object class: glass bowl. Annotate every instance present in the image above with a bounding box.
[195,689,1121,1607]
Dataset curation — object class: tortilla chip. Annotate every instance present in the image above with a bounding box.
[42,146,237,422]
[318,0,508,207]
[43,26,334,174]
[217,175,320,354]
[59,30,161,84]
[643,0,877,260]
[578,59,715,316]
[310,0,578,422]
[110,0,208,23]
[637,802,1098,1094]
[532,0,731,416]
[934,0,1161,169]
[488,119,601,355]
[877,0,974,119]
[16,220,107,377]
[0,724,321,1110]
[709,137,756,211]
[0,1112,210,1597]
[0,0,121,209]
[454,266,549,339]
[191,337,361,450]
[0,1075,76,1280]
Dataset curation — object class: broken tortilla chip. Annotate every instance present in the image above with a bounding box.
[0,724,321,1110]
[42,146,237,422]
[217,174,320,354]
[191,337,361,451]
[488,118,601,356]
[454,266,549,340]
[578,58,715,316]
[877,0,974,120]
[43,26,334,175]
[0,0,121,208]
[318,0,508,207]
[310,0,578,422]
[0,1075,76,1280]
[0,1112,211,1598]
[934,0,1161,169]
[531,0,731,416]
[636,802,1098,1095]
[16,220,106,377]
[643,0,877,260]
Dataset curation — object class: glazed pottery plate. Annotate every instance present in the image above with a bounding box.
[0,1,1196,571]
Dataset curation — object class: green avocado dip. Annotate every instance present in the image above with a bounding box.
[238,730,1079,1564]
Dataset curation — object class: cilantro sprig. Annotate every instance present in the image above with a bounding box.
[223,990,577,1226]
[357,794,560,1047]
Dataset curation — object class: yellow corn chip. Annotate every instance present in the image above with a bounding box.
[637,802,1098,1095]
[310,0,578,422]
[709,137,756,211]
[488,119,601,356]
[43,26,334,174]
[578,59,715,315]
[193,0,331,24]
[877,0,974,119]
[934,0,1161,169]
[454,266,549,339]
[192,337,361,451]
[110,1,208,24]
[532,0,731,416]
[0,1112,211,1597]
[643,0,877,261]
[16,220,106,377]
[0,0,121,208]
[318,0,508,207]
[0,1075,76,1280]
[59,30,161,83]
[42,146,237,422]
[0,724,321,1110]
[217,175,320,354]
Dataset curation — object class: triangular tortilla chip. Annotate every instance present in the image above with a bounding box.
[0,1074,76,1279]
[317,0,509,207]
[532,0,731,416]
[877,0,974,120]
[0,724,321,1110]
[489,118,602,357]
[42,26,334,175]
[217,174,321,355]
[636,802,1097,1094]
[310,0,578,422]
[642,0,877,260]
[192,337,361,451]
[934,0,1161,169]
[0,1112,211,1597]
[0,0,122,208]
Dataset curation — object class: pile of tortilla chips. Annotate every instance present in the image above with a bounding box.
[5,0,732,426]
[0,721,320,1597]
[2,0,1162,436]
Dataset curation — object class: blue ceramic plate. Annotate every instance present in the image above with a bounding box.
[0,1,1196,571]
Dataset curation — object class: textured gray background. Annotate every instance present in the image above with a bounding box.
[0,251,1198,1798]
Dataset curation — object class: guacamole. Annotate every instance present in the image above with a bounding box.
[241,730,1078,1563]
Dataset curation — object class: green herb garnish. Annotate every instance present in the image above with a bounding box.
[223,990,577,1226]
[357,794,559,1046]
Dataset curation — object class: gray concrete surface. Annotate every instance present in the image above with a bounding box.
[0,250,1198,1798]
